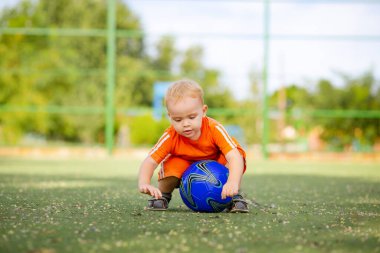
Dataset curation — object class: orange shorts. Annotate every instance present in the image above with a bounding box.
[157,147,247,180]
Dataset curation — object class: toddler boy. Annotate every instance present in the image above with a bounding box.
[138,79,248,213]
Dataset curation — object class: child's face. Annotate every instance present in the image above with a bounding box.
[166,96,207,140]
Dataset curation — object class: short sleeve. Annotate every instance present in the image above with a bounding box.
[149,130,172,164]
[211,123,238,155]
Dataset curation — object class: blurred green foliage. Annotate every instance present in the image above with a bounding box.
[269,72,380,149]
[313,73,380,149]
[0,0,379,150]
[129,115,169,146]
[0,0,233,145]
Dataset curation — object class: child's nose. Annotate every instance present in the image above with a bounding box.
[183,119,191,127]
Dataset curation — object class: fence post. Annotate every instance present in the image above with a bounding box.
[105,0,116,154]
[262,0,270,159]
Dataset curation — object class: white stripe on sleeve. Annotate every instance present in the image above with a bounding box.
[149,133,170,156]
[216,125,237,149]
[152,132,169,149]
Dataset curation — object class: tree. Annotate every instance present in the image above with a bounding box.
[179,45,235,108]
[0,0,237,146]
[0,0,144,143]
[313,72,380,149]
[266,72,380,150]
[151,35,177,73]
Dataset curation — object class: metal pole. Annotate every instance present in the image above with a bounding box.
[105,0,116,154]
[262,0,270,159]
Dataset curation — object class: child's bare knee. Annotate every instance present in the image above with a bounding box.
[158,176,180,193]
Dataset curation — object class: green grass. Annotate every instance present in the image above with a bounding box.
[0,158,379,253]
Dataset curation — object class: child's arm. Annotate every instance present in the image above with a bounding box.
[138,156,162,199]
[221,148,244,199]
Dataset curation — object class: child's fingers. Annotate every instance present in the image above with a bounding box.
[221,187,227,199]
[153,188,162,199]
[150,188,157,198]
[139,185,162,199]
[147,186,162,199]
[139,185,149,194]
[221,185,238,199]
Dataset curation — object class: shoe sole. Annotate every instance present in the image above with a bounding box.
[230,209,249,213]
[146,207,167,211]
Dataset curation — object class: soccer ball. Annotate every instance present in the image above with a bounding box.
[179,160,232,212]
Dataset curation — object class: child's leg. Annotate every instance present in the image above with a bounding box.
[147,156,191,210]
[158,176,180,203]
[158,156,191,202]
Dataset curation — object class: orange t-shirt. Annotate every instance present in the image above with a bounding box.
[149,116,245,165]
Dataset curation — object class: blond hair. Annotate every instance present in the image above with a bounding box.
[165,79,204,105]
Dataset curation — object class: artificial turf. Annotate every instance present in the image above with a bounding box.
[0,157,379,253]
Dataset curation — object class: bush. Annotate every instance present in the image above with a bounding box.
[129,115,169,146]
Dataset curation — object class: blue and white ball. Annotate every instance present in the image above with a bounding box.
[179,160,232,212]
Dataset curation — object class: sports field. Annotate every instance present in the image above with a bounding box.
[0,157,379,253]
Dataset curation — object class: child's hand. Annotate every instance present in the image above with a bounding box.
[221,181,239,200]
[139,183,162,199]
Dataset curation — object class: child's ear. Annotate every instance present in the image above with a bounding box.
[202,105,208,116]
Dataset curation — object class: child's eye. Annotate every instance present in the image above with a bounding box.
[174,119,181,122]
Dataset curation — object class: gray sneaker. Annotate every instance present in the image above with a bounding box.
[227,195,249,213]
[230,198,249,213]
[146,198,168,211]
